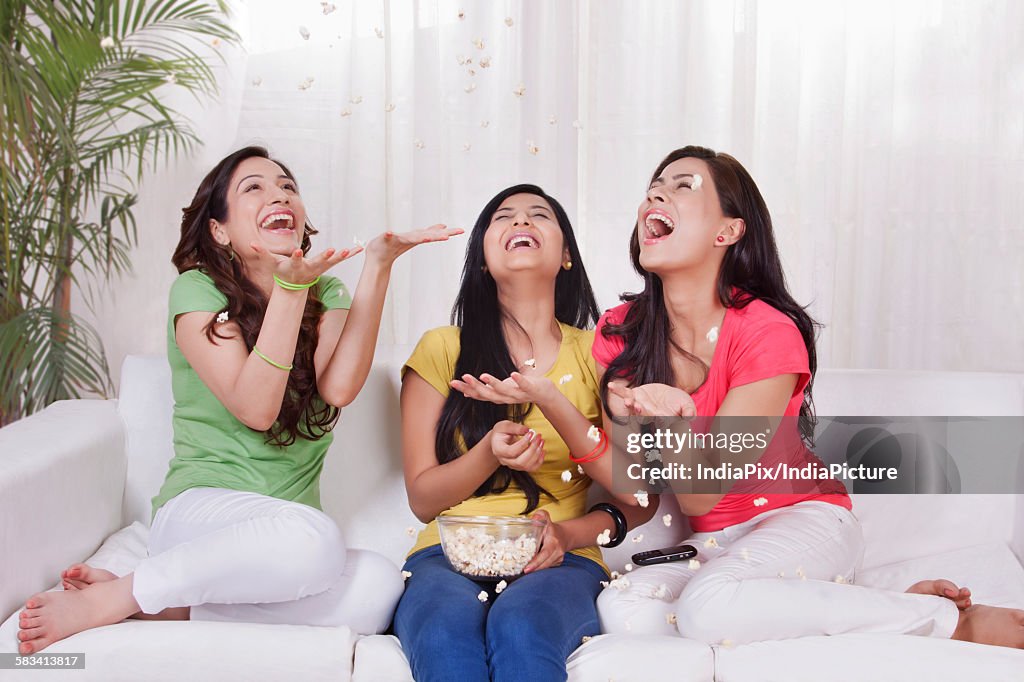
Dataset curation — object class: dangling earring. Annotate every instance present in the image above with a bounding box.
[562,260,573,271]
[222,243,235,261]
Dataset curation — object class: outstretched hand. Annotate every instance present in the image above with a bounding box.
[450,371,557,406]
[607,381,697,418]
[365,224,464,267]
[248,243,363,285]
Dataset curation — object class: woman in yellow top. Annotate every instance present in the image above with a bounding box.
[395,184,652,682]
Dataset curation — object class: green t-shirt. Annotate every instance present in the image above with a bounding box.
[151,269,352,518]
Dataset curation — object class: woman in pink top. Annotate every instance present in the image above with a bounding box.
[593,145,1023,648]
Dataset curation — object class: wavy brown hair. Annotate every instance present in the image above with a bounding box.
[171,146,338,446]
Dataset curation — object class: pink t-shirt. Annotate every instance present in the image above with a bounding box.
[593,297,851,532]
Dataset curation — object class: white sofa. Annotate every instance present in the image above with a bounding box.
[2,351,1024,681]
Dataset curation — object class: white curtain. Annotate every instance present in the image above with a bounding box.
[78,0,1024,387]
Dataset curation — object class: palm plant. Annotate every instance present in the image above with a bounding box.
[0,0,238,426]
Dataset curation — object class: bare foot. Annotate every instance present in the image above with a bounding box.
[952,605,1024,648]
[16,575,139,654]
[61,563,117,591]
[906,578,972,609]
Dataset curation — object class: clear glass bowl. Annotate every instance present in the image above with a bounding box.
[436,515,547,581]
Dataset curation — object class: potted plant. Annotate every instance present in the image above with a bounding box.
[0,0,238,426]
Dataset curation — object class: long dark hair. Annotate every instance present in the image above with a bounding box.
[172,145,338,447]
[436,184,600,513]
[599,146,821,443]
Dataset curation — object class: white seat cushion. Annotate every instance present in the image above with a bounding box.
[856,541,1024,608]
[0,524,357,682]
[351,633,716,682]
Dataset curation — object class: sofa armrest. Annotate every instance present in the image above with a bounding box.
[0,400,126,621]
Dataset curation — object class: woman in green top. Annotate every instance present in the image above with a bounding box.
[16,146,461,655]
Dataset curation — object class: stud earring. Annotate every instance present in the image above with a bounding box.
[562,260,573,271]
[716,236,725,243]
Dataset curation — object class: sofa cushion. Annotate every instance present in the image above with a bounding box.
[0,524,357,682]
[351,633,716,682]
[713,634,1023,682]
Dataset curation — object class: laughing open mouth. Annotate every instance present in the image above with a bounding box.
[504,231,540,251]
[260,212,295,232]
[644,211,675,240]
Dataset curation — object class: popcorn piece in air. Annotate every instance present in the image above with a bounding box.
[477,590,488,602]
[691,173,703,190]
[513,83,526,98]
[666,612,678,625]
[374,27,384,39]
[558,374,573,385]
[753,497,768,507]
[561,470,572,483]
[321,3,337,15]
[479,56,492,68]
[505,17,514,26]
[495,580,508,594]
[586,425,601,442]
[527,142,540,155]
[662,514,673,527]
[401,571,412,581]
[464,83,477,93]
[100,36,115,49]
[596,529,611,546]
[634,491,650,508]
[652,583,669,600]
[577,465,585,476]
[608,575,631,590]
[706,326,719,343]
[704,537,719,549]
[405,526,416,537]
[631,533,644,543]
[472,38,484,50]
[298,26,310,40]
[624,563,633,572]
[688,559,701,570]
[216,311,229,324]
[522,357,536,368]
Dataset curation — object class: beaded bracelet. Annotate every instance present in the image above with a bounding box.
[570,426,609,463]
[253,346,293,371]
[273,274,320,291]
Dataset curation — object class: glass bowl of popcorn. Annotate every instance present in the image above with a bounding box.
[436,515,547,581]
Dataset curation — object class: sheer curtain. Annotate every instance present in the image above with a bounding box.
[82,0,1024,384]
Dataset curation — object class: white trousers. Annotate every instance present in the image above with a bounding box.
[598,501,960,645]
[132,487,404,635]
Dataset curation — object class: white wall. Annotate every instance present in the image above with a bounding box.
[73,0,1024,391]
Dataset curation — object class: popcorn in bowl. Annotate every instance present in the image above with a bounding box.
[437,515,547,581]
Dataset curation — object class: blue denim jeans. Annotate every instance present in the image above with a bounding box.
[393,545,607,682]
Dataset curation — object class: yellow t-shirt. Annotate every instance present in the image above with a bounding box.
[402,323,606,570]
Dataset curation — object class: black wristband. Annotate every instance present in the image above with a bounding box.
[589,502,627,548]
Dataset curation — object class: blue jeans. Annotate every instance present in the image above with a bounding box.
[393,545,607,682]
